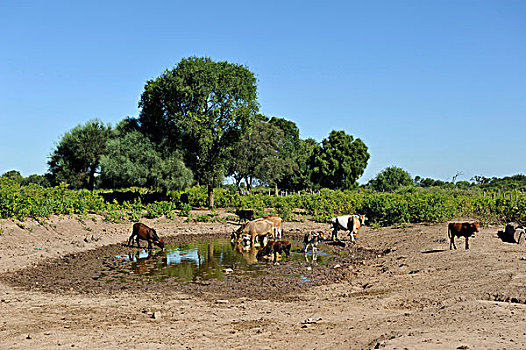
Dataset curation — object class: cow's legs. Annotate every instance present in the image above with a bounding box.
[465,237,469,249]
[349,231,356,244]
[128,234,135,247]
[147,240,153,249]
[450,236,456,250]
[332,227,339,241]
[136,237,141,248]
[304,243,309,261]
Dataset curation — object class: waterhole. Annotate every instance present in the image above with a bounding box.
[110,238,331,283]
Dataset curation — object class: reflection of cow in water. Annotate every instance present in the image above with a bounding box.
[257,240,291,263]
[232,243,260,265]
[129,250,167,274]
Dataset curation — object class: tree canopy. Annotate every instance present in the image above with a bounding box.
[138,57,259,207]
[99,129,193,191]
[369,166,412,192]
[312,130,370,190]
[47,119,111,190]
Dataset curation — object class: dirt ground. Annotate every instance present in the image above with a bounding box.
[1,214,526,349]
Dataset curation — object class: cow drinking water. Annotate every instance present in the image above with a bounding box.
[128,223,165,250]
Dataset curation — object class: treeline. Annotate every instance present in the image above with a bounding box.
[37,57,369,209]
[2,178,526,225]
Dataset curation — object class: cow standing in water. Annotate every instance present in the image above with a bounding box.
[448,222,480,250]
[128,223,165,250]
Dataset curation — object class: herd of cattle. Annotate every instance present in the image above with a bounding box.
[127,212,522,264]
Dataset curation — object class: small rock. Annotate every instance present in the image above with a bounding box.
[333,264,341,269]
[215,299,229,304]
[152,312,161,320]
[306,266,312,271]
[520,257,526,261]
[223,268,233,273]
[26,335,31,339]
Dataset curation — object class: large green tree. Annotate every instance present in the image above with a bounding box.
[312,130,369,190]
[138,57,258,207]
[47,119,111,190]
[369,166,412,192]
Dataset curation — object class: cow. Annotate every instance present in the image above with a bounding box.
[448,222,480,250]
[128,223,165,250]
[303,231,325,262]
[331,214,367,243]
[235,209,254,222]
[257,240,291,263]
[234,219,274,247]
[259,215,283,239]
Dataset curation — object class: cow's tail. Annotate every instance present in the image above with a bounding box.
[447,224,452,239]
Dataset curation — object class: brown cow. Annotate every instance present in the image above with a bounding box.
[128,223,165,250]
[257,240,291,263]
[234,219,274,247]
[448,222,480,250]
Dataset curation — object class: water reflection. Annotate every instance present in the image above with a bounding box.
[115,238,332,282]
[117,239,263,282]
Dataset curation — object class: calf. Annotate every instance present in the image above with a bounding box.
[448,222,480,250]
[257,240,291,263]
[128,223,165,250]
[303,231,325,261]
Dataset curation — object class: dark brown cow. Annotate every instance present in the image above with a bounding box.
[257,240,291,263]
[128,223,165,250]
[448,222,480,250]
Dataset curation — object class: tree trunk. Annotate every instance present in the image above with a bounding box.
[274,183,278,196]
[245,177,252,193]
[208,184,214,209]
[88,166,96,192]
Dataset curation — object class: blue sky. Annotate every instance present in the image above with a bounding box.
[1,0,525,184]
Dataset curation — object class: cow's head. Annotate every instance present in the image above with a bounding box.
[317,231,326,240]
[257,241,274,259]
[155,238,165,250]
[359,214,367,225]
[472,222,480,233]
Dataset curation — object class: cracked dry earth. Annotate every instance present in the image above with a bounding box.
[1,215,526,349]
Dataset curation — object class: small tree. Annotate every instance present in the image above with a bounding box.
[99,130,193,191]
[369,166,412,192]
[1,170,23,184]
[47,119,111,190]
[312,130,370,190]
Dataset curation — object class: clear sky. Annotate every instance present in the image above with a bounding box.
[1,0,525,184]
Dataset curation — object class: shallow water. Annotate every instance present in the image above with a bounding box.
[114,238,331,282]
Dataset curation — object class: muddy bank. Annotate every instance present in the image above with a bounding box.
[1,232,381,301]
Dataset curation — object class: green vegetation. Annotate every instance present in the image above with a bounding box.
[2,178,526,226]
